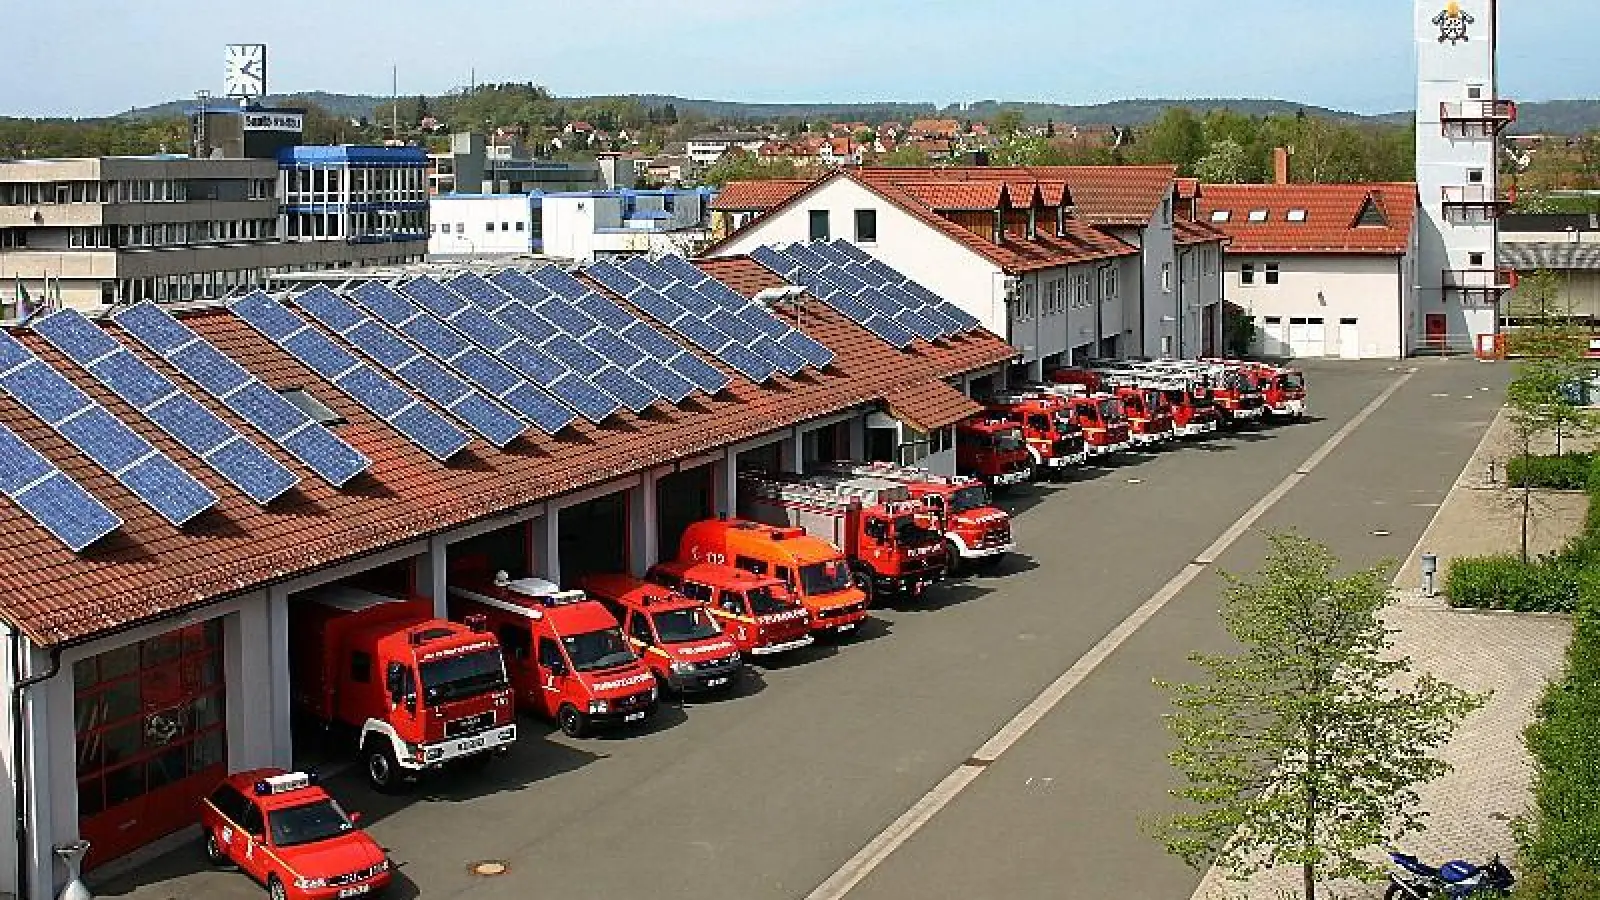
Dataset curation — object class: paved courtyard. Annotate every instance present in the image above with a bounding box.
[96,359,1531,900]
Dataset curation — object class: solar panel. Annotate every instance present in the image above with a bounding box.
[0,421,122,551]
[795,243,944,341]
[33,309,299,505]
[520,266,729,395]
[832,240,981,331]
[485,270,695,406]
[113,303,371,488]
[229,291,472,461]
[587,262,778,384]
[353,280,600,427]
[652,255,836,370]
[434,273,659,416]
[288,287,531,446]
[0,330,217,524]
[751,246,918,350]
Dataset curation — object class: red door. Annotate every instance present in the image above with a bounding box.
[1425,314,1448,349]
[76,622,228,869]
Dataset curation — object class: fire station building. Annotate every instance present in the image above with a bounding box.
[0,252,1011,899]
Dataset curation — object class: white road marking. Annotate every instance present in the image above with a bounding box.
[803,370,1417,900]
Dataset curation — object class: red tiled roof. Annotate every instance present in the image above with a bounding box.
[882,380,982,433]
[1176,178,1200,201]
[856,165,1178,227]
[1174,218,1228,246]
[1198,182,1418,255]
[909,119,961,138]
[710,179,812,212]
[897,181,1009,210]
[0,269,1012,646]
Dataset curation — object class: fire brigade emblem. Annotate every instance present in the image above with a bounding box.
[1434,1,1474,44]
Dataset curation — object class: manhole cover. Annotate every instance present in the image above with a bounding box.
[470,860,510,877]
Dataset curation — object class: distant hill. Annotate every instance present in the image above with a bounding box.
[111,91,1600,134]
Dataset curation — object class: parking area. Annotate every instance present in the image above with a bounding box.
[93,358,1509,900]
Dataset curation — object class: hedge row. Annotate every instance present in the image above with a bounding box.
[1447,452,1600,613]
[1515,597,1600,897]
[1506,452,1594,491]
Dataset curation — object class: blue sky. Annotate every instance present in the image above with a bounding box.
[4,0,1596,118]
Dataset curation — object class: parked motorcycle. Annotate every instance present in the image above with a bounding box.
[1385,849,1515,899]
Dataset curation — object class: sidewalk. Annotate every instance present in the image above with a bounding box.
[1190,407,1577,900]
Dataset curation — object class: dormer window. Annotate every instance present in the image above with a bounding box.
[1247,210,1269,223]
[1210,210,1231,223]
[1286,209,1307,222]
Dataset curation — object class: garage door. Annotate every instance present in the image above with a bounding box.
[1288,317,1326,357]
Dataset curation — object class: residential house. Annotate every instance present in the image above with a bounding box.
[908,119,961,141]
[429,187,713,261]
[686,132,769,166]
[1200,181,1420,359]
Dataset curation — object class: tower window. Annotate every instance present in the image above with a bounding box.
[1467,84,1484,100]
[1467,169,1485,184]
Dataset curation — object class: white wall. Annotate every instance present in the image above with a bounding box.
[427,195,532,256]
[1415,0,1501,348]
[1226,253,1407,359]
[1135,200,1179,358]
[713,177,1008,335]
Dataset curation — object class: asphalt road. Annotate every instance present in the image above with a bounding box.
[97,358,1508,900]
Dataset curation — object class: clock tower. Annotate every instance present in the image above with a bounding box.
[224,44,268,103]
[1414,0,1517,355]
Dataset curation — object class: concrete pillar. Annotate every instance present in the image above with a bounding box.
[18,643,61,900]
[719,448,739,518]
[419,535,449,619]
[847,415,867,461]
[632,472,659,576]
[785,427,804,474]
[1027,358,1044,384]
[265,587,293,767]
[531,513,559,585]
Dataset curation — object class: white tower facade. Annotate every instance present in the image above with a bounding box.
[1415,0,1515,353]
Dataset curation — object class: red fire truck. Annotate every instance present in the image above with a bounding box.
[985,394,1089,479]
[645,560,815,657]
[201,769,391,900]
[1033,384,1133,457]
[1185,361,1265,426]
[679,519,870,636]
[955,415,1032,489]
[448,574,658,738]
[738,472,947,603]
[811,461,1015,573]
[580,574,745,695]
[1241,362,1308,419]
[1109,384,1176,445]
[288,588,517,793]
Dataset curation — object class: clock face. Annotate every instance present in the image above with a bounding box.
[224,44,267,98]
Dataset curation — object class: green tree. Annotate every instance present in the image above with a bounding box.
[1195,139,1251,184]
[990,132,1049,166]
[699,149,799,187]
[992,107,1026,136]
[1138,107,1206,174]
[1152,532,1486,900]
[878,143,931,167]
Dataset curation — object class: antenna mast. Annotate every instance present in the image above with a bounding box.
[391,65,399,141]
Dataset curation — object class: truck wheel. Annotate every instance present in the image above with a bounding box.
[268,875,289,900]
[364,741,403,794]
[203,830,227,866]
[558,704,589,738]
[944,540,963,578]
[854,570,877,608]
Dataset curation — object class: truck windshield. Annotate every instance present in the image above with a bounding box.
[1076,405,1100,424]
[1097,398,1124,421]
[1122,395,1145,415]
[996,431,1023,452]
[746,585,793,615]
[1162,389,1187,407]
[420,649,508,703]
[798,560,853,596]
[652,607,720,643]
[948,486,991,513]
[564,628,635,673]
[1279,373,1305,391]
[269,799,354,848]
[892,516,938,545]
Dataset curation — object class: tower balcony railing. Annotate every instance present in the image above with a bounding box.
[1441,185,1513,222]
[1443,268,1518,292]
[1440,99,1517,125]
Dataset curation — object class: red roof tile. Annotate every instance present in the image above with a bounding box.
[857,165,1177,227]
[710,179,813,211]
[897,181,1009,210]
[0,270,1013,646]
[882,380,982,433]
[1198,182,1418,255]
[1176,178,1200,201]
[1174,218,1229,246]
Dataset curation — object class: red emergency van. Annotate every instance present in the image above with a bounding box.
[645,560,815,657]
[679,519,869,636]
[448,574,658,738]
[580,574,745,695]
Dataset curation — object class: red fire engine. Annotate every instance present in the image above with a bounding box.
[1032,383,1133,457]
[581,574,746,695]
[985,394,1089,479]
[201,769,391,900]
[448,574,658,738]
[955,415,1032,489]
[680,519,869,635]
[1238,362,1307,419]
[288,588,517,793]
[645,560,815,657]
[1108,384,1176,445]
[810,461,1015,573]
[738,472,947,602]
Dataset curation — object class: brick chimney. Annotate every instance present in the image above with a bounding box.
[1273,147,1290,185]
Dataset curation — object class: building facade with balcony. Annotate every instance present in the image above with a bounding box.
[428,188,714,261]
[1415,0,1515,353]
